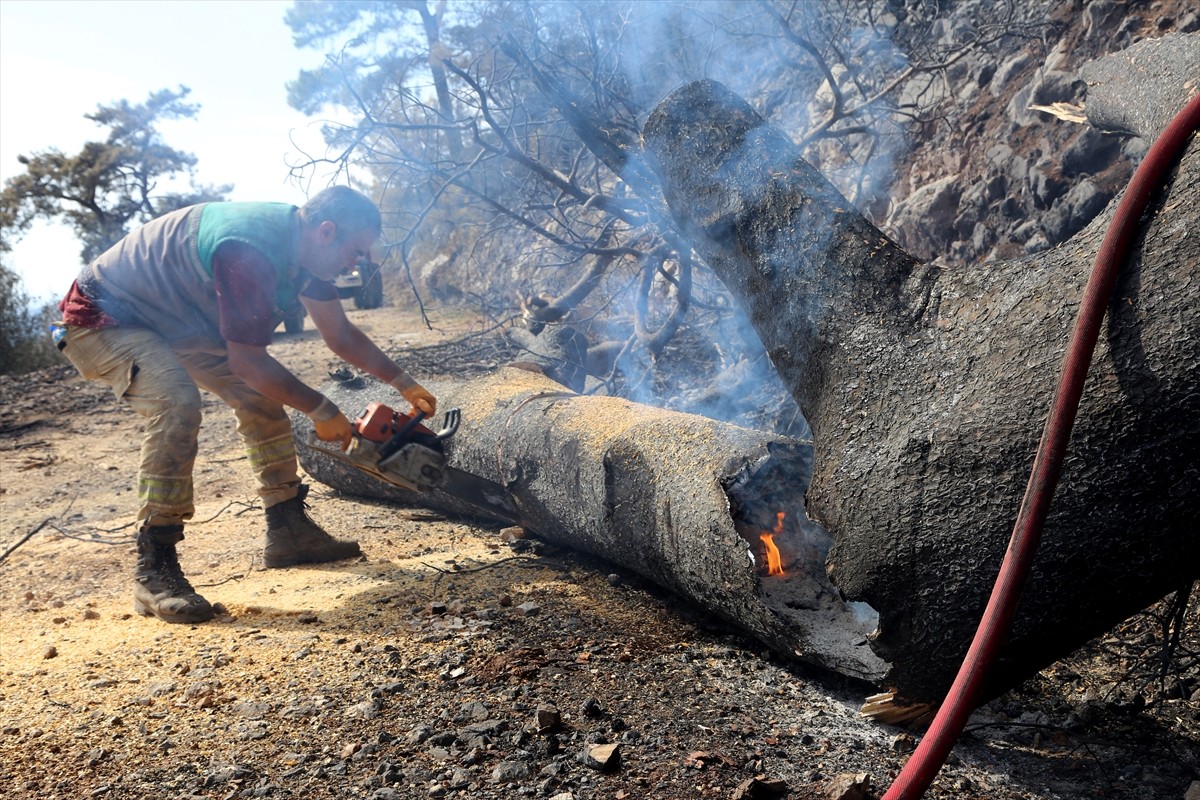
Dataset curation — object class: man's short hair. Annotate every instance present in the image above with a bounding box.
[300,186,381,239]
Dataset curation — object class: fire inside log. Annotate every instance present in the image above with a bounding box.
[294,368,888,683]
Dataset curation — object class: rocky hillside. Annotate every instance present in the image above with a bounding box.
[881,0,1199,266]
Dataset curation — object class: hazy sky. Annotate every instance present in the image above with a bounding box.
[0,0,343,301]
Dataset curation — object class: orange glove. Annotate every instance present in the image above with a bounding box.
[389,373,437,418]
[307,396,352,450]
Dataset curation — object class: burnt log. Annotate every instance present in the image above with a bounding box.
[294,367,888,683]
[637,36,1199,704]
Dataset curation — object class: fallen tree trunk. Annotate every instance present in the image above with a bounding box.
[294,367,888,683]
[637,35,1200,705]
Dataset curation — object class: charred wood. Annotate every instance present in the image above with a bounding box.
[638,40,1199,705]
[294,368,888,684]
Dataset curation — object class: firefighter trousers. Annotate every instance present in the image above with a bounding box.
[59,325,301,526]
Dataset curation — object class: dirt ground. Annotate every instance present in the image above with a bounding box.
[1,298,1197,800]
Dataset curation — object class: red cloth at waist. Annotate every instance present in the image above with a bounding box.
[59,280,119,328]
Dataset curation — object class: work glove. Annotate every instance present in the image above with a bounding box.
[307,396,352,450]
[389,373,437,418]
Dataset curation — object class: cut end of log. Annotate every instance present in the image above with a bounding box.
[859,692,935,728]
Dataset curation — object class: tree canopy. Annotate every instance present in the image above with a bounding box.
[0,86,231,265]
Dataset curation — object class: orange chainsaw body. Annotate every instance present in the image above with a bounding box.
[353,402,435,443]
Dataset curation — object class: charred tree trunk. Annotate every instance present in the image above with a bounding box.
[637,36,1199,704]
[294,368,888,684]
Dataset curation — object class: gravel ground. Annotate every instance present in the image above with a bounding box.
[2,303,1197,800]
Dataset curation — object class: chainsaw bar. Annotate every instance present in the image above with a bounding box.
[307,430,522,525]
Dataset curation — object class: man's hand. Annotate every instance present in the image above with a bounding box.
[401,383,437,417]
[308,396,352,450]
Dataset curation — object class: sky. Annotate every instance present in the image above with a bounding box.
[0,0,344,302]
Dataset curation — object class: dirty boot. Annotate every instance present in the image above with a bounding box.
[133,525,215,623]
[263,484,362,568]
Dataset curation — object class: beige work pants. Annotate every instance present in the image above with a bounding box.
[60,325,300,526]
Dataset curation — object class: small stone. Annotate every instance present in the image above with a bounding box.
[491,760,531,783]
[344,700,381,720]
[499,526,527,542]
[82,609,101,620]
[43,646,58,659]
[824,772,871,800]
[515,601,540,617]
[296,611,319,624]
[579,742,620,771]
[606,573,622,586]
[732,775,788,799]
[535,704,561,732]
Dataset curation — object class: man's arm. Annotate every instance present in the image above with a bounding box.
[302,294,437,415]
[226,341,326,412]
[226,341,352,448]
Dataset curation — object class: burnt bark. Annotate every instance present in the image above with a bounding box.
[294,367,888,684]
[638,38,1199,704]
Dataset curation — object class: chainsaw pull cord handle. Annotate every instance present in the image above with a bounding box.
[882,90,1200,800]
[378,410,428,462]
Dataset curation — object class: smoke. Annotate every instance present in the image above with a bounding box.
[502,1,923,438]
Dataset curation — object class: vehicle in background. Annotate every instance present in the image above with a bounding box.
[278,259,385,333]
[335,259,384,310]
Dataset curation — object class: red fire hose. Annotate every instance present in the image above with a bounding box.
[882,90,1200,800]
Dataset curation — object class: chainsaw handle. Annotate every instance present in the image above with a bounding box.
[435,408,460,441]
[378,410,427,461]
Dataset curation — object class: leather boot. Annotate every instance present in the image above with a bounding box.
[263,484,361,568]
[133,525,215,623]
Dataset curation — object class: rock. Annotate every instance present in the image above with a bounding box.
[990,52,1033,97]
[1028,157,1067,209]
[406,724,434,746]
[1061,128,1122,177]
[344,699,381,720]
[824,772,871,800]
[1184,779,1200,800]
[889,176,961,259]
[458,718,506,748]
[1042,179,1112,244]
[535,703,562,732]
[499,526,527,542]
[579,742,620,771]
[490,760,531,783]
[1085,1,1129,41]
[732,775,789,799]
[514,601,540,616]
[43,645,57,659]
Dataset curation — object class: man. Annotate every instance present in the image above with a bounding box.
[55,186,436,624]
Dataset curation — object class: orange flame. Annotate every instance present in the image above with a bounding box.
[760,511,786,576]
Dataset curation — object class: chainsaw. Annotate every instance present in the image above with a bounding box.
[307,402,521,524]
